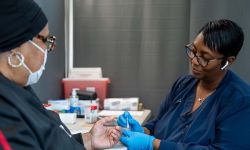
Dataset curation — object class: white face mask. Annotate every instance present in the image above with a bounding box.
[22,40,48,86]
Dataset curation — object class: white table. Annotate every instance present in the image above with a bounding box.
[65,109,152,150]
[66,109,151,134]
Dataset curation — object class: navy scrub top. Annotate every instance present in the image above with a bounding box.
[144,70,250,150]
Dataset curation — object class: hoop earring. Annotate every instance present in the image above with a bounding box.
[8,51,25,68]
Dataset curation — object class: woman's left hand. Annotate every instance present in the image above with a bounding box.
[90,116,122,149]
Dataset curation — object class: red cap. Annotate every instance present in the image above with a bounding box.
[90,105,97,110]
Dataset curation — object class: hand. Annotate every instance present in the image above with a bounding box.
[117,111,144,133]
[88,116,122,149]
[120,129,155,150]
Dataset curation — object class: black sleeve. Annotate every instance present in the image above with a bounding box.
[0,101,42,150]
[47,110,85,145]
[72,133,84,145]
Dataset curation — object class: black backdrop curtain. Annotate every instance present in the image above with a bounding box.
[72,0,250,116]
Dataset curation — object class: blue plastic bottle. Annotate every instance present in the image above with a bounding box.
[69,88,81,115]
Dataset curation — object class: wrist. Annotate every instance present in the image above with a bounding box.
[148,136,156,150]
[138,126,145,133]
[153,138,160,150]
[144,127,151,135]
[82,132,93,150]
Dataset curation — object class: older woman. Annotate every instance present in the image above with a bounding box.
[118,19,250,150]
[0,0,121,149]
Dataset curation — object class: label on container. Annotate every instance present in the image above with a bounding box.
[84,104,98,123]
[69,106,81,115]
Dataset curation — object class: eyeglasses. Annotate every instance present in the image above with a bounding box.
[185,43,224,67]
[36,35,56,52]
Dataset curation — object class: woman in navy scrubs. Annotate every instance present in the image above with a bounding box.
[0,0,121,149]
[118,19,250,150]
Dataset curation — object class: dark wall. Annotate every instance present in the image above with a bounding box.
[73,0,190,116]
[31,0,250,117]
[190,0,250,82]
[32,0,65,101]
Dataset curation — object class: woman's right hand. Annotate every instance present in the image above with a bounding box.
[117,111,144,133]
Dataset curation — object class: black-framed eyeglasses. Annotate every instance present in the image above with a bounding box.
[36,35,56,52]
[185,43,224,67]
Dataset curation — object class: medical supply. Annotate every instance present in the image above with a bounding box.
[77,89,97,100]
[62,77,110,110]
[138,102,144,111]
[78,100,91,116]
[126,117,130,129]
[98,110,143,117]
[104,97,139,110]
[69,88,81,115]
[47,99,70,111]
[84,104,98,124]
[69,106,81,115]
[59,113,77,124]
[92,98,100,110]
[78,99,99,116]
[117,111,144,133]
[70,88,79,106]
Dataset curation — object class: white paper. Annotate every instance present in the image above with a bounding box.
[48,100,70,110]
[104,97,139,110]
[68,67,102,79]
[59,113,77,124]
[70,129,90,134]
[98,110,143,117]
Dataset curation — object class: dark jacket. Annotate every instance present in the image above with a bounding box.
[145,71,250,150]
[144,70,250,150]
[0,74,85,150]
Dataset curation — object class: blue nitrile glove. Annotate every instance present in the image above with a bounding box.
[120,129,155,150]
[117,111,144,133]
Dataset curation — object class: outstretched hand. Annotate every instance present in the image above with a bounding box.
[90,116,122,149]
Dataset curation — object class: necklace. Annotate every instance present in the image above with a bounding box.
[196,90,216,104]
[197,97,205,104]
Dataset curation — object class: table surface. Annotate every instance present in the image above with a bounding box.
[66,109,151,134]
[65,109,151,150]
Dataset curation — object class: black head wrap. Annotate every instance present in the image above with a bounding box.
[0,0,48,52]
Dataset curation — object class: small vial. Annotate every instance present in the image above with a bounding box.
[90,105,98,123]
[85,105,98,124]
[126,117,130,129]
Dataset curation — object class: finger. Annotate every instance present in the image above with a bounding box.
[111,126,122,134]
[110,131,120,145]
[97,116,116,125]
[108,128,119,137]
[109,135,115,146]
[107,127,121,139]
[111,132,120,142]
[115,128,122,137]
[115,126,122,133]
[114,127,122,141]
[107,128,113,135]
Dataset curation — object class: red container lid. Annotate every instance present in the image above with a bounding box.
[90,105,97,110]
